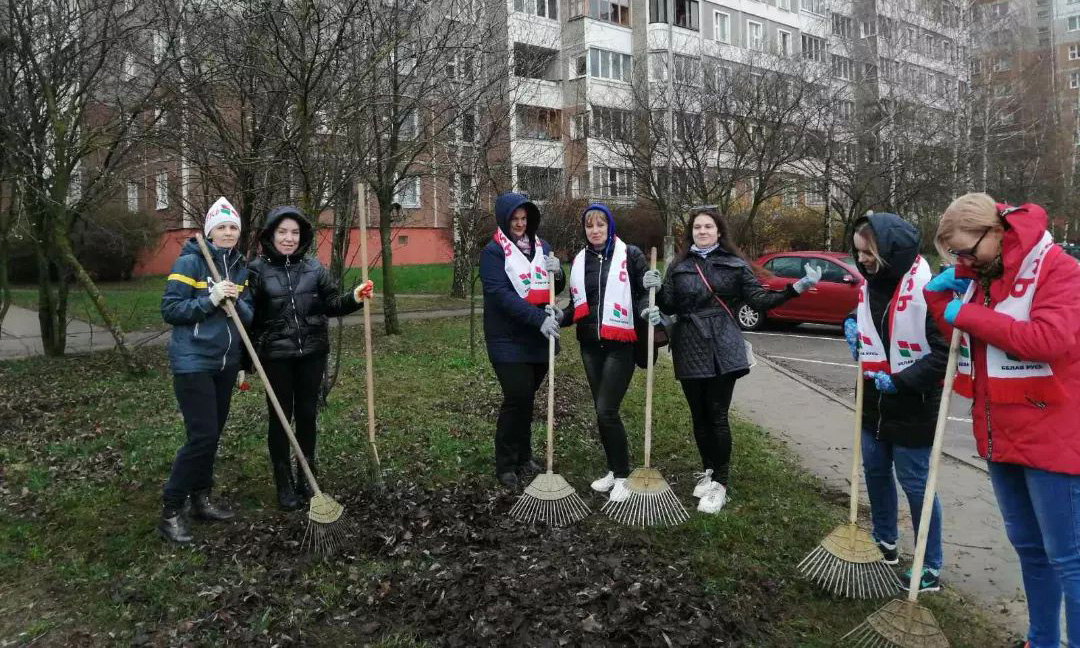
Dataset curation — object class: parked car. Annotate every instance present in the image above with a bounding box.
[735,251,862,331]
[1061,243,1080,262]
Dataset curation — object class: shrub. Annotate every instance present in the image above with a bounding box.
[71,206,163,281]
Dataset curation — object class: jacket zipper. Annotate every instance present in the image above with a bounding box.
[595,251,604,342]
[221,251,232,370]
[285,257,304,355]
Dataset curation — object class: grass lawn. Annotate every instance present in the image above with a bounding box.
[8,264,460,332]
[0,318,1008,646]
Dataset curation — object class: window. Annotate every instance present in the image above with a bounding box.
[765,256,803,278]
[801,34,826,62]
[1071,45,1080,61]
[398,235,409,245]
[673,111,701,141]
[777,0,792,10]
[860,19,876,38]
[152,32,166,65]
[592,106,633,141]
[514,0,558,19]
[460,111,476,142]
[838,99,854,121]
[589,48,632,82]
[155,172,168,210]
[649,54,668,81]
[1071,72,1080,89]
[713,11,730,42]
[516,105,561,140]
[747,20,764,51]
[517,166,562,201]
[673,0,699,30]
[122,54,136,80]
[992,55,1012,72]
[806,259,846,282]
[832,14,853,38]
[703,58,730,89]
[399,110,418,140]
[127,182,139,212]
[800,0,824,14]
[571,112,588,139]
[673,54,701,84]
[454,174,475,207]
[592,167,632,198]
[573,54,587,77]
[573,0,631,24]
[989,2,1009,16]
[514,43,559,80]
[446,55,475,83]
[777,30,792,56]
[649,0,667,23]
[833,55,854,80]
[1071,16,1080,31]
[394,177,421,208]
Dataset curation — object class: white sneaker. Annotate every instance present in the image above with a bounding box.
[692,469,714,498]
[591,471,615,493]
[697,482,728,514]
[608,478,631,503]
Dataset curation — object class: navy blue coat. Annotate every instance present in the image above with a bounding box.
[480,192,565,365]
[161,238,253,374]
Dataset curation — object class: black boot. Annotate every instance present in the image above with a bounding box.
[497,471,520,490]
[273,462,301,511]
[157,508,193,543]
[294,456,316,502]
[191,491,235,521]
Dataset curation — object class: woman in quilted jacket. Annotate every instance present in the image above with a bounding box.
[248,206,373,511]
[926,193,1080,648]
[642,208,821,514]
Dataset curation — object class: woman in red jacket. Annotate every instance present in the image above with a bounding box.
[926,192,1080,648]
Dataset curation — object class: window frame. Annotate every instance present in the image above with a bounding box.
[777,29,792,56]
[713,10,730,43]
[155,172,168,210]
[746,20,764,52]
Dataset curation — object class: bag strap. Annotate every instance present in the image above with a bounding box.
[692,259,736,321]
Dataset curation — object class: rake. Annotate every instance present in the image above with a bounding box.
[603,247,689,527]
[196,234,350,554]
[841,328,962,647]
[797,360,901,598]
[509,253,591,526]
[355,180,382,487]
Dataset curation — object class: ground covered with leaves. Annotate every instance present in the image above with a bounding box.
[0,318,1008,646]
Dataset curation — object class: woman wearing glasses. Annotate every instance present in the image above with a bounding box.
[640,207,821,513]
[926,193,1080,648]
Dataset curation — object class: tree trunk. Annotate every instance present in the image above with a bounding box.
[34,240,68,357]
[377,197,400,335]
[450,210,470,298]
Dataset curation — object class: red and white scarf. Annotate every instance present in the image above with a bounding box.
[493,227,551,305]
[568,237,636,342]
[954,231,1064,404]
[857,256,932,375]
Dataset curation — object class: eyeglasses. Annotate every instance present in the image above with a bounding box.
[947,227,992,260]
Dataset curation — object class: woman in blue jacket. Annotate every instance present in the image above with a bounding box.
[480,192,564,489]
[157,197,253,544]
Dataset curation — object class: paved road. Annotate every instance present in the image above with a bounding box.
[744,323,985,471]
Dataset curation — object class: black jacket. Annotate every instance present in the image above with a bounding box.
[658,248,796,380]
[849,213,948,447]
[560,243,649,347]
[248,206,362,360]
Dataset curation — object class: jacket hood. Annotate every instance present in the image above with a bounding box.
[259,206,314,262]
[494,192,541,241]
[854,213,919,285]
[580,203,616,255]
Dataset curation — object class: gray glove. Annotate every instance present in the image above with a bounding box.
[544,255,561,273]
[209,281,232,307]
[792,263,823,294]
[642,270,662,290]
[539,316,561,340]
[544,304,564,323]
[640,306,663,326]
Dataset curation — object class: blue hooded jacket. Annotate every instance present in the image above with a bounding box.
[161,238,253,374]
[479,192,565,364]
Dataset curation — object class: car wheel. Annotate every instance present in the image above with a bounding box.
[736,303,765,331]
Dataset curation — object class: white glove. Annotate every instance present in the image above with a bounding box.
[544,304,564,323]
[640,306,663,326]
[792,264,823,294]
[642,270,662,290]
[539,316,561,340]
[209,281,233,306]
[544,255,561,273]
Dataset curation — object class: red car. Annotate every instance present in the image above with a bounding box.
[735,251,863,330]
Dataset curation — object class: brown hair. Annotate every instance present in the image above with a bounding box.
[853,220,887,270]
[934,193,1002,261]
[679,208,772,279]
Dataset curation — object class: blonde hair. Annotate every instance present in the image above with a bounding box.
[935,193,1001,261]
[583,209,607,226]
[853,221,887,269]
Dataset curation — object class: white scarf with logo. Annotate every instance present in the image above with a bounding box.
[493,226,550,305]
[568,237,636,342]
[857,256,932,375]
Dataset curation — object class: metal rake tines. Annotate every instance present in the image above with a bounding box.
[840,621,900,647]
[601,489,690,527]
[301,517,354,555]
[842,600,950,648]
[798,545,901,599]
[509,492,592,526]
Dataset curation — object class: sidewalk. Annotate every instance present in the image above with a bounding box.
[0,305,482,360]
[732,354,1029,639]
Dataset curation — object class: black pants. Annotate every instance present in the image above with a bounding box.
[580,342,634,478]
[492,362,548,475]
[680,374,737,485]
[163,368,239,511]
[262,352,327,470]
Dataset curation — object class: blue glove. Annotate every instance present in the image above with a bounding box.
[843,318,859,361]
[944,299,963,324]
[926,267,971,294]
[865,371,897,394]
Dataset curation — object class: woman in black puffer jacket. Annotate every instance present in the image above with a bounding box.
[643,208,820,514]
[248,206,374,510]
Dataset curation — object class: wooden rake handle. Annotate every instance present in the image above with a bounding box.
[906,327,962,602]
[355,181,380,470]
[546,252,556,474]
[195,234,322,497]
[848,359,865,525]
[643,247,657,469]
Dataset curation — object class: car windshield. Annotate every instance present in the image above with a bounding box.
[838,255,855,267]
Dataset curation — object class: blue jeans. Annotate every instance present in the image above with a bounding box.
[988,461,1080,648]
[861,428,944,571]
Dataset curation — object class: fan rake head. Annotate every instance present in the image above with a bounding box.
[509,472,591,526]
[841,599,949,647]
[300,492,353,555]
[798,523,902,598]
[601,468,689,527]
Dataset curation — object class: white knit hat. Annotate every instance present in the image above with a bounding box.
[204,197,241,237]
